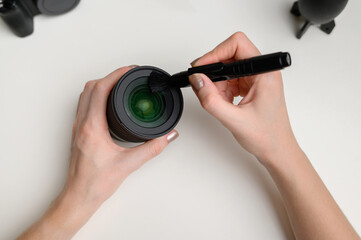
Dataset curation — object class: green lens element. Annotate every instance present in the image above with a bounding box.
[124,77,168,128]
[129,85,165,122]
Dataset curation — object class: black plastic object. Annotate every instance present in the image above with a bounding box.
[107,66,184,143]
[149,52,291,93]
[0,0,80,37]
[290,0,348,39]
[36,0,80,15]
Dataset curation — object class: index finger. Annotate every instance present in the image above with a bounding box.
[192,32,261,67]
[88,66,133,121]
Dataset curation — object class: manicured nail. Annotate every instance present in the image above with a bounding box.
[189,74,204,91]
[167,131,179,143]
[128,65,139,69]
[190,57,201,66]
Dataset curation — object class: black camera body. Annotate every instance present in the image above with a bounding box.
[0,0,80,37]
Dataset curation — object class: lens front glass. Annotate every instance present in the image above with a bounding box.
[124,77,171,128]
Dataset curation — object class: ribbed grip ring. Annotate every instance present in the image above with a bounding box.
[106,89,149,142]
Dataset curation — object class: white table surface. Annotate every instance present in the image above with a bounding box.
[1,0,360,239]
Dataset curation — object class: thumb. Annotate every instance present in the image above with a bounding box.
[189,74,236,122]
[130,130,179,163]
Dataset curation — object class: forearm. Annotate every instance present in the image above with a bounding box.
[17,188,101,240]
[263,142,360,240]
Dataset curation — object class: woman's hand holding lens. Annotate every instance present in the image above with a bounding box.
[189,32,299,166]
[17,66,178,240]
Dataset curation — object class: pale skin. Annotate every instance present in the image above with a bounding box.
[17,32,360,240]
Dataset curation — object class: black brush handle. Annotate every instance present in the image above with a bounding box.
[169,52,291,88]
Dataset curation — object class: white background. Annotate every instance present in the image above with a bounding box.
[1,0,360,239]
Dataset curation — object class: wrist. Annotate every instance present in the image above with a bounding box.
[17,188,101,240]
[55,186,101,227]
[258,136,303,171]
[40,188,101,239]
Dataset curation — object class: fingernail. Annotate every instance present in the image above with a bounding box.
[128,65,139,69]
[167,131,179,143]
[190,57,201,66]
[189,74,204,91]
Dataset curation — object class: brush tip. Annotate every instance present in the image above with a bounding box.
[148,71,170,93]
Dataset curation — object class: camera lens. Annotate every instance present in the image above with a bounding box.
[124,77,167,127]
[107,66,183,142]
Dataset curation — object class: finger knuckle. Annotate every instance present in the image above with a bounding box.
[84,80,96,91]
[149,142,164,157]
[202,94,219,111]
[74,121,96,148]
[78,123,93,139]
[232,31,246,40]
[94,81,107,93]
[78,117,97,137]
[72,121,77,132]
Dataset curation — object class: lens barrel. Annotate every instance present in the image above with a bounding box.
[107,66,183,142]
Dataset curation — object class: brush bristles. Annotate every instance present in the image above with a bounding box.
[148,71,171,93]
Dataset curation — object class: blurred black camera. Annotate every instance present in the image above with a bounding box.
[0,0,80,37]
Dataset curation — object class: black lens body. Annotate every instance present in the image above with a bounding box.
[107,66,183,142]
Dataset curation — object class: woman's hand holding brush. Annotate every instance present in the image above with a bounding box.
[189,32,297,167]
[189,32,360,240]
